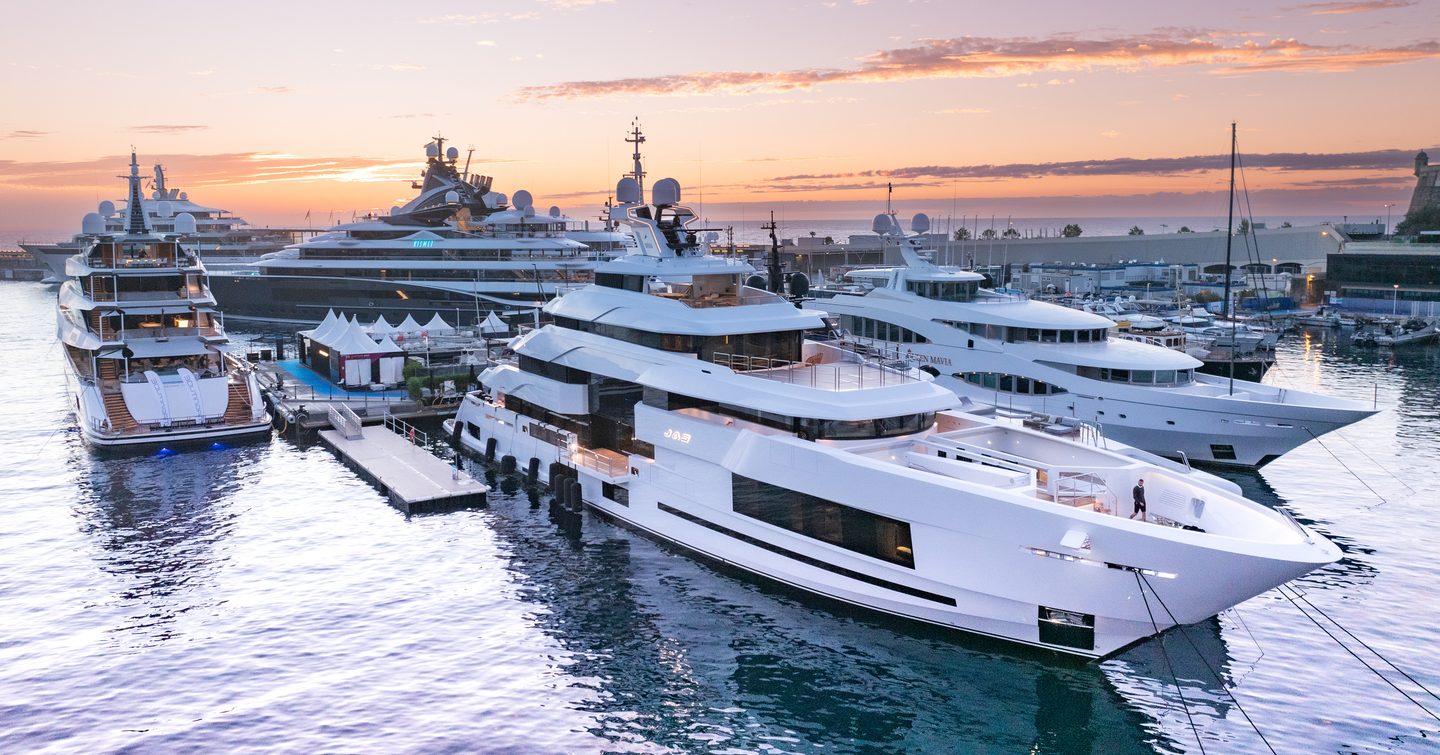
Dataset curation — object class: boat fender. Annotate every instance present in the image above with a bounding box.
[484,437,497,461]
[527,457,541,484]
[501,454,517,474]
[450,420,464,447]
[567,479,583,512]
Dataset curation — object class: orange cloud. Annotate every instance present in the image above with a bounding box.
[1294,0,1414,15]
[515,31,1440,100]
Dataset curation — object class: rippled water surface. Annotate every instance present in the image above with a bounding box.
[3,281,1438,753]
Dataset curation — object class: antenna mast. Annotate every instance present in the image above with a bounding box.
[626,118,647,204]
[1223,122,1238,395]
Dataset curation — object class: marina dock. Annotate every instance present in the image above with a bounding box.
[257,359,463,432]
[318,406,486,513]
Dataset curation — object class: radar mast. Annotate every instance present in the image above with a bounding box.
[625,118,646,204]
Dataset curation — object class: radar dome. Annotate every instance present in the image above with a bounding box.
[616,177,641,204]
[512,189,533,211]
[157,201,174,218]
[445,146,459,161]
[652,177,681,206]
[911,213,931,234]
[425,143,440,158]
[98,200,116,216]
[491,192,507,208]
[390,206,401,216]
[174,213,197,235]
[178,192,188,201]
[151,190,163,200]
[523,205,536,218]
[745,274,768,290]
[549,205,561,218]
[444,190,460,205]
[872,213,898,235]
[704,231,720,243]
[81,212,104,235]
[788,272,810,297]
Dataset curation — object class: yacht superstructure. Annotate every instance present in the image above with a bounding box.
[55,152,270,448]
[208,135,633,324]
[806,215,1378,467]
[446,148,1337,658]
[24,161,304,282]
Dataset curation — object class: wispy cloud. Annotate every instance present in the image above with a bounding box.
[935,107,991,114]
[769,149,1418,183]
[3,130,50,139]
[371,63,426,71]
[129,124,209,135]
[1292,0,1414,15]
[190,68,216,77]
[515,31,1440,100]
[251,86,292,94]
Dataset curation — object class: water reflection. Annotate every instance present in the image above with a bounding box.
[68,437,260,645]
[465,460,1229,753]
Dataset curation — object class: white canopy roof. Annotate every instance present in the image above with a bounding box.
[396,314,423,334]
[329,318,386,357]
[122,336,212,359]
[422,313,453,334]
[480,311,508,334]
[369,314,396,335]
[375,335,405,354]
[306,310,347,344]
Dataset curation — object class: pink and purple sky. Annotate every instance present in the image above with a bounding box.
[2,0,1436,234]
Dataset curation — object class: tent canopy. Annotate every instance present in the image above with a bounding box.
[480,311,508,334]
[369,314,395,336]
[422,313,453,334]
[396,314,422,334]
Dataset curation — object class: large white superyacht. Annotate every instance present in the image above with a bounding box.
[209,134,633,324]
[55,152,271,448]
[807,214,1377,467]
[24,160,303,282]
[445,162,1337,658]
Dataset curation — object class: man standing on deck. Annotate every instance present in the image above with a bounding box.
[1130,479,1147,521]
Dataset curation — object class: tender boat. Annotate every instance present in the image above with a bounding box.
[445,145,1339,658]
[56,152,271,448]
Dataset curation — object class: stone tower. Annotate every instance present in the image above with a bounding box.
[1409,148,1440,215]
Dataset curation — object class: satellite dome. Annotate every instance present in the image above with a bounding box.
[446,146,459,160]
[549,205,561,218]
[911,213,931,234]
[390,206,401,216]
[704,231,720,243]
[872,213,898,235]
[81,212,104,235]
[789,272,810,297]
[178,192,188,201]
[151,190,163,200]
[652,177,681,206]
[174,212,197,235]
[444,190,460,205]
[616,177,641,204]
[523,205,536,218]
[156,201,174,218]
[491,192,507,208]
[512,189,533,211]
[98,200,116,216]
[425,143,440,158]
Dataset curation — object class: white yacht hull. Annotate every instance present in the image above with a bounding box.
[935,375,1371,467]
[448,399,1333,658]
[65,362,271,449]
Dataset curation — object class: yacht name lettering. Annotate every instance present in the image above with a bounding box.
[663,428,693,443]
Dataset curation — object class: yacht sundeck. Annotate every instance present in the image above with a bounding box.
[209,135,634,324]
[804,213,1377,467]
[55,152,271,448]
[445,153,1338,658]
[25,161,305,282]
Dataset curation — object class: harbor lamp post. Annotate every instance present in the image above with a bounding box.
[1393,284,1400,315]
[1384,203,1395,237]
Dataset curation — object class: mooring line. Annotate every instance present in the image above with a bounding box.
[1303,427,1388,505]
[1279,586,1440,722]
[1289,588,1440,705]
[1140,574,1276,754]
[1330,430,1416,495]
[1135,571,1206,754]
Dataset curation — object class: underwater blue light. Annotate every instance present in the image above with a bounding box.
[155,447,175,457]
[210,442,227,450]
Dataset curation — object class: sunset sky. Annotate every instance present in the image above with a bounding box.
[2,0,1437,236]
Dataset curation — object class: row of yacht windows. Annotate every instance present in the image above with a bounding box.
[839,314,930,344]
[643,388,935,441]
[300,249,599,262]
[267,268,591,282]
[552,316,804,364]
[732,475,916,568]
[1073,366,1195,385]
[938,320,1110,344]
[955,372,1068,396]
[906,280,979,302]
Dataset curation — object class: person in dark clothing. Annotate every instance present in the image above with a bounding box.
[1130,479,1147,520]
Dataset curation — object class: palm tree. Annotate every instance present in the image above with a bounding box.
[1127,225,1145,236]
[1061,223,1083,238]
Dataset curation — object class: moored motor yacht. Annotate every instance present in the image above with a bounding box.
[445,147,1338,658]
[55,152,270,448]
[804,213,1378,467]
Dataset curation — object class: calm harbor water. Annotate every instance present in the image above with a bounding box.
[2,280,1438,753]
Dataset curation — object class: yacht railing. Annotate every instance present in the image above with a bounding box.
[567,447,628,478]
[712,351,919,389]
